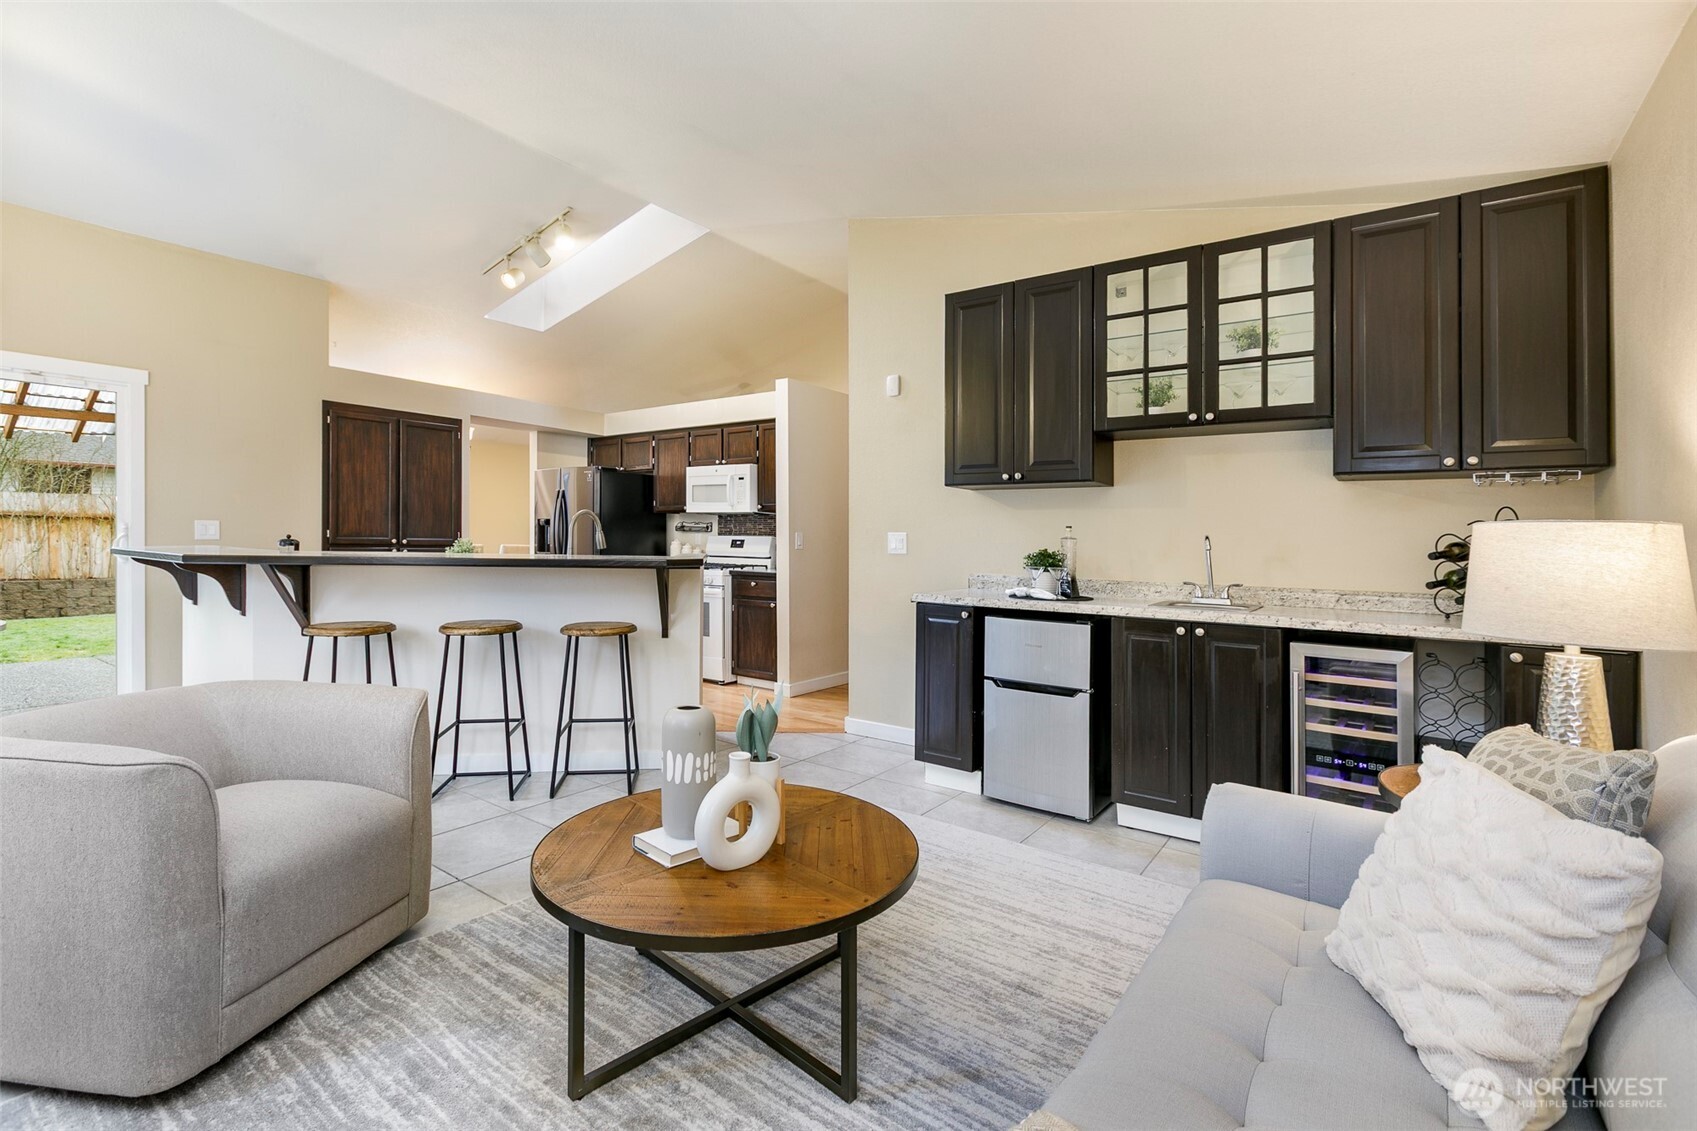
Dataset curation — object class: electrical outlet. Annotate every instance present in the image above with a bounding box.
[793,532,804,549]
[887,532,907,555]
[193,520,220,541]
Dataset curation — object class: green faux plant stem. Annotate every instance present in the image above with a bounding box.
[737,688,784,761]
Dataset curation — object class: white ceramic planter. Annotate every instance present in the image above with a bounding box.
[1030,568,1059,594]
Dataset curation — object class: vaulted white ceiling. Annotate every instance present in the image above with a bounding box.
[3,1,1690,412]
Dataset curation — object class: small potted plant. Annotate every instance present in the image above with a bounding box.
[1022,547,1066,594]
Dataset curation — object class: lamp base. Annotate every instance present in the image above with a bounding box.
[1536,647,1614,751]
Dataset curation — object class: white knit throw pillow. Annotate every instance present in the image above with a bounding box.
[1326,747,1662,1131]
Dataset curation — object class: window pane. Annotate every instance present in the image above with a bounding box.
[1105,269,1143,316]
[1105,316,1144,372]
[1267,356,1316,407]
[1267,239,1314,291]
[1217,299,1263,358]
[1146,369,1189,415]
[1217,249,1261,298]
[1218,362,1263,410]
[1267,291,1314,355]
[1105,374,1144,417]
[1146,308,1188,367]
[1147,262,1187,309]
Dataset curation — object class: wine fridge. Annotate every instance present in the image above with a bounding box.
[1290,643,1415,811]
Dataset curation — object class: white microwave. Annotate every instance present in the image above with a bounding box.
[686,463,759,513]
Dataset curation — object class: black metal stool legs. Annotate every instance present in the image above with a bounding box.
[431,630,531,800]
[550,631,640,799]
[302,631,398,685]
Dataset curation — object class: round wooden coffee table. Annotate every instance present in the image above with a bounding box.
[531,785,919,1102]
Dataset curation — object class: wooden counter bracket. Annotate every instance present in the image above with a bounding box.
[261,564,312,630]
[132,558,247,615]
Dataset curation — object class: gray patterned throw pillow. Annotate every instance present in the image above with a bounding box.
[1463,725,1657,836]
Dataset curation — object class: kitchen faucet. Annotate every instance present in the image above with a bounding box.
[568,509,607,553]
[1182,536,1243,606]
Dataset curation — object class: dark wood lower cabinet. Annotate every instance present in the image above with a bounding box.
[1489,644,1639,750]
[1111,619,1284,819]
[731,573,778,682]
[914,603,980,772]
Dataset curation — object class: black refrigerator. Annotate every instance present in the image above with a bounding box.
[541,467,666,556]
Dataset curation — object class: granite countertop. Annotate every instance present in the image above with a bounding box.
[912,575,1557,646]
[114,546,704,569]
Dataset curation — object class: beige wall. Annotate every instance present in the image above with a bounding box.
[467,436,531,552]
[846,207,1598,731]
[1600,11,1697,746]
[777,379,849,690]
[602,391,778,435]
[0,204,600,687]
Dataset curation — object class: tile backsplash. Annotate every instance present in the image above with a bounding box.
[717,512,776,537]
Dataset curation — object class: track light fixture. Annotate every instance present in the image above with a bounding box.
[482,207,574,288]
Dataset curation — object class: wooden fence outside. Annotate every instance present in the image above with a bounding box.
[0,496,114,580]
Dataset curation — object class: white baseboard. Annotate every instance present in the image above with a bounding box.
[782,671,848,697]
[844,716,915,745]
[1115,804,1203,843]
[924,765,982,794]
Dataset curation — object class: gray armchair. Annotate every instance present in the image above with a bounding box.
[1,681,431,1097]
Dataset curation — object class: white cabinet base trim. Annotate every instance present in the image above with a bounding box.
[1116,804,1202,842]
[924,765,982,794]
[844,716,915,745]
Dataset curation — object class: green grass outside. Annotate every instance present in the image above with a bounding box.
[0,614,117,663]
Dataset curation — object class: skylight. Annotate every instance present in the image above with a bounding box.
[485,205,708,332]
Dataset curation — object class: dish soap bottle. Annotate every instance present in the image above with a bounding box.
[1059,525,1081,599]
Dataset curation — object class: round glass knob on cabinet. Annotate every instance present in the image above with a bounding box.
[1204,412,1215,421]
[959,610,969,619]
[1013,472,1024,481]
[1195,627,1206,637]
[1442,457,1457,467]
[1509,652,1524,664]
[1001,473,1010,481]
[1466,456,1480,466]
[1187,413,1199,422]
[1175,626,1187,635]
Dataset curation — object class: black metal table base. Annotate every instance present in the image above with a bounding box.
[567,927,858,1102]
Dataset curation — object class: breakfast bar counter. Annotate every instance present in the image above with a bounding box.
[115,546,705,774]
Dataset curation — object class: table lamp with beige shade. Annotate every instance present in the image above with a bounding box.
[1464,520,1697,750]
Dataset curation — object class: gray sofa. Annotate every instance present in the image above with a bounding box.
[1045,734,1696,1130]
[1,681,431,1097]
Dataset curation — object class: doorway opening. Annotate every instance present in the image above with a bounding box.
[0,353,147,712]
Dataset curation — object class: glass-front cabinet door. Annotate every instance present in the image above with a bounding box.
[1203,222,1332,425]
[1094,247,1203,434]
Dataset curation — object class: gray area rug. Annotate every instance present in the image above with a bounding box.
[4,812,1187,1130]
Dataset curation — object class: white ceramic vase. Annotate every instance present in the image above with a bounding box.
[1030,568,1058,594]
[694,752,780,870]
[660,705,719,839]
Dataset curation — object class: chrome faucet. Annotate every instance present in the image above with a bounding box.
[568,509,606,553]
[1181,536,1244,606]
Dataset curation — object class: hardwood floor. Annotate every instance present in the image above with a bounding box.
[700,681,848,733]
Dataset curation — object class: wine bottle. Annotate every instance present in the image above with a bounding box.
[1427,540,1470,562]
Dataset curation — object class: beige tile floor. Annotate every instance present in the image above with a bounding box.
[410,731,1200,942]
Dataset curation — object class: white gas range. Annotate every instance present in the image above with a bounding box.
[701,535,775,684]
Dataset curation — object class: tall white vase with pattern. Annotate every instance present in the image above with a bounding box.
[694,752,780,870]
[660,705,719,839]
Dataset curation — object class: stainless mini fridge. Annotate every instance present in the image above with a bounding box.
[982,615,1101,820]
[1289,642,1415,811]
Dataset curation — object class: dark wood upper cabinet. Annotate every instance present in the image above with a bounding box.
[943,283,1016,486]
[1490,643,1639,751]
[323,403,400,550]
[689,427,725,466]
[723,423,760,464]
[620,434,654,472]
[323,401,460,551]
[588,436,621,468]
[757,420,777,513]
[652,431,689,513]
[944,273,1110,488]
[914,603,980,771]
[1190,624,1286,798]
[1110,619,1193,817]
[1202,222,1332,428]
[1334,198,1462,475]
[1095,247,1204,435]
[1462,168,1611,471]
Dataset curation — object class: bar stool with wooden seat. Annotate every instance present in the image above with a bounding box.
[431,619,532,801]
[301,620,398,685]
[550,621,639,798]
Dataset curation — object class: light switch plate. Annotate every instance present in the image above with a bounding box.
[885,373,902,397]
[887,532,907,554]
[193,520,220,541]
[793,532,804,549]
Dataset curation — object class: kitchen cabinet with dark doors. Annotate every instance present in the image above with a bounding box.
[588,435,622,468]
[1110,618,1285,819]
[323,401,462,551]
[730,572,778,682]
[651,431,689,513]
[757,421,777,514]
[1490,643,1640,751]
[591,419,777,515]
[688,424,760,467]
[1335,168,1611,477]
[913,603,981,772]
[1095,247,1205,435]
[944,269,1112,488]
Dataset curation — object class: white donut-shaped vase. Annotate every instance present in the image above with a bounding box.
[693,751,781,871]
